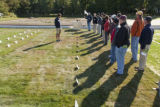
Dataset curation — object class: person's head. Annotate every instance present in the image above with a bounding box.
[57,13,62,18]
[144,16,152,25]
[136,11,143,20]
[94,13,97,16]
[105,15,109,21]
[119,15,127,24]
[117,13,122,19]
[111,14,116,20]
[113,18,119,25]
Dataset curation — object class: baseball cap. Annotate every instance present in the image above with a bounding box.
[144,16,152,22]
[136,11,143,16]
[119,15,127,20]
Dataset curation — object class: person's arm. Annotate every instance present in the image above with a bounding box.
[131,20,138,36]
[140,29,151,49]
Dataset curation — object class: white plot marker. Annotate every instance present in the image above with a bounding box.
[30,33,33,36]
[7,37,10,40]
[75,100,79,107]
[19,33,22,36]
[75,56,79,60]
[0,40,2,44]
[7,44,11,48]
[21,37,24,40]
[26,35,29,38]
[24,31,27,34]
[14,41,18,44]
[13,35,17,38]
[74,65,80,71]
[76,78,79,85]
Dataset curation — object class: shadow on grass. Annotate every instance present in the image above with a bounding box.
[80,59,135,107]
[80,33,97,39]
[23,41,54,51]
[80,40,103,52]
[73,51,110,94]
[115,69,143,106]
[153,90,160,107]
[64,29,88,35]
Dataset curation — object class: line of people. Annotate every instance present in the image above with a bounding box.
[85,11,154,76]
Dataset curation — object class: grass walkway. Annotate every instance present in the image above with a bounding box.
[0,29,159,107]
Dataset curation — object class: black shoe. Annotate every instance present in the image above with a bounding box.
[115,73,123,77]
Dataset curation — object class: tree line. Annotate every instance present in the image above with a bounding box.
[0,0,160,17]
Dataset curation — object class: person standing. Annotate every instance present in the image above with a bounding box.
[101,14,106,38]
[110,18,119,64]
[115,15,130,75]
[93,13,98,33]
[131,11,144,62]
[55,13,62,42]
[135,16,154,71]
[86,12,93,31]
[97,14,102,35]
[104,15,110,45]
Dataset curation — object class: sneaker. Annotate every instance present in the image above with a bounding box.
[135,67,144,72]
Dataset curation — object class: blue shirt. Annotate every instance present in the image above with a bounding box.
[55,17,61,28]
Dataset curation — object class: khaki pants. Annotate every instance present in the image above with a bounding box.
[97,24,101,34]
[139,45,150,70]
[56,28,61,35]
[93,24,97,33]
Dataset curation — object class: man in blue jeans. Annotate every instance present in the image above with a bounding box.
[115,15,130,75]
[85,13,92,31]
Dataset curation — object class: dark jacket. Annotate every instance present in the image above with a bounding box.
[112,25,119,46]
[55,17,61,28]
[101,18,106,30]
[139,24,154,49]
[93,16,98,24]
[86,15,92,23]
[115,22,130,48]
[97,16,102,25]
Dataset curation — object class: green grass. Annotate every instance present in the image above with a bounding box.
[0,28,160,107]
[0,17,18,22]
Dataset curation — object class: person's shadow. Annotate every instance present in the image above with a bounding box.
[152,89,160,107]
[73,51,111,94]
[80,59,134,107]
[114,70,144,107]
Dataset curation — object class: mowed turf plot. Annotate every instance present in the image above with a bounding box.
[0,28,160,107]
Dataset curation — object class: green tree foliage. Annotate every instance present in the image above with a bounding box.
[0,0,9,15]
[0,0,159,16]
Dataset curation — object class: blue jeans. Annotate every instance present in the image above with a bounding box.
[87,22,91,31]
[110,45,116,64]
[131,36,140,61]
[116,46,127,75]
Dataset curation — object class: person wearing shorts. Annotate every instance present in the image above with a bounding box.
[55,13,62,42]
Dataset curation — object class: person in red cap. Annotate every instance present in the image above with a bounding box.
[115,15,130,75]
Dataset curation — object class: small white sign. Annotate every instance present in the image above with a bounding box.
[75,100,79,107]
[7,37,10,40]
[21,37,24,40]
[7,44,11,47]
[14,41,18,44]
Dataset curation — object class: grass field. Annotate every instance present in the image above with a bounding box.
[0,28,160,107]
